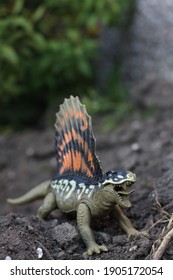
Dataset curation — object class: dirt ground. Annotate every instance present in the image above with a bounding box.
[1,102,173,260]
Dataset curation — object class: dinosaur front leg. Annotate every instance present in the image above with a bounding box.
[37,192,57,219]
[114,205,148,237]
[77,203,108,255]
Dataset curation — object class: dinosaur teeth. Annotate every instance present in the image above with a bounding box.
[116,192,132,207]
[118,189,135,195]
[116,181,133,188]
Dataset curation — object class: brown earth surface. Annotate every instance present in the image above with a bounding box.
[1,107,173,260]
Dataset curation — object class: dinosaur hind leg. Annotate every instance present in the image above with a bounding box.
[37,192,56,219]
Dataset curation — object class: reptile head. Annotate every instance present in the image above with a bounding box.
[101,170,136,208]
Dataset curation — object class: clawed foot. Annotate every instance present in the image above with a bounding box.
[128,228,149,238]
[86,242,108,256]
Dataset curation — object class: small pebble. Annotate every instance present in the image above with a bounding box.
[129,245,138,252]
[36,247,43,259]
[5,256,12,260]
[131,143,140,151]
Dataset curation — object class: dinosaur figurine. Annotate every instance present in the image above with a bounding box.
[7,96,147,255]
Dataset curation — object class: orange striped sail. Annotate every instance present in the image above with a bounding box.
[54,96,102,183]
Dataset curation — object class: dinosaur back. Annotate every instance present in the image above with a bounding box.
[54,96,103,183]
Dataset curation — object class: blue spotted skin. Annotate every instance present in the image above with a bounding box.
[101,170,136,185]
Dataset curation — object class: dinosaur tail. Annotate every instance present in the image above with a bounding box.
[7,180,51,205]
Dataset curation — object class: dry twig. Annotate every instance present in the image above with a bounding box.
[152,227,173,259]
[147,187,173,260]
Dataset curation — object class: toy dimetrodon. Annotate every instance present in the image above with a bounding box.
[7,96,147,255]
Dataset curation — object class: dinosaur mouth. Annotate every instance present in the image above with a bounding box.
[113,181,135,208]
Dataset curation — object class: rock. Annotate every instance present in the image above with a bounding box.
[52,222,78,248]
[162,153,173,172]
[122,0,173,108]
[154,169,173,212]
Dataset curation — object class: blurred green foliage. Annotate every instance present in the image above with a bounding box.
[0,0,134,128]
[83,66,134,131]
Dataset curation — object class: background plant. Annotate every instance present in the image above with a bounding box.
[0,0,134,128]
